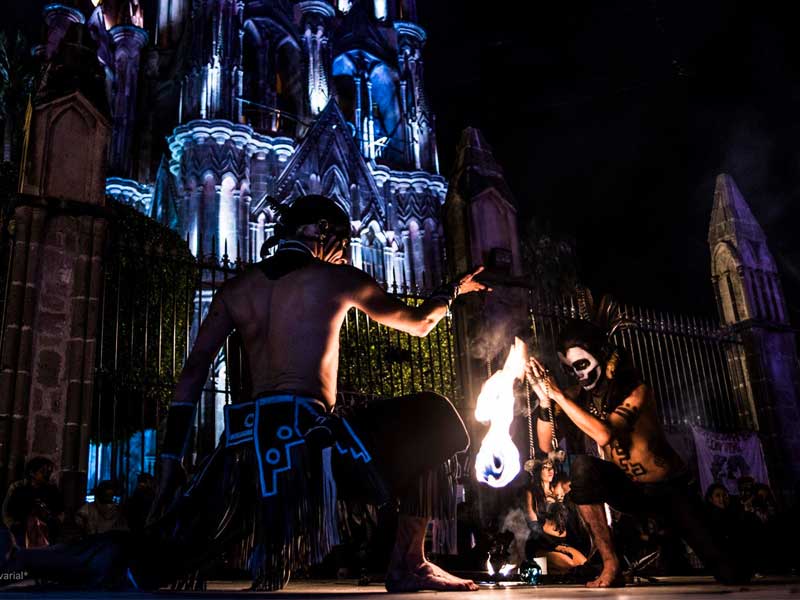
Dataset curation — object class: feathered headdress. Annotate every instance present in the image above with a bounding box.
[562,285,638,380]
[576,285,637,339]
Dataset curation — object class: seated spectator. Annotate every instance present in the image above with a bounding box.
[76,481,128,535]
[751,484,777,525]
[735,476,755,513]
[2,457,63,548]
[705,483,734,539]
[523,460,587,572]
[125,473,155,532]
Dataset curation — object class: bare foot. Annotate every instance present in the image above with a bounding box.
[386,560,480,592]
[586,560,624,588]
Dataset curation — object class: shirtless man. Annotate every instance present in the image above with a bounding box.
[0,195,485,590]
[528,319,746,587]
[149,194,486,592]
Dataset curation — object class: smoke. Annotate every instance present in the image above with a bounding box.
[500,507,530,566]
[469,293,531,362]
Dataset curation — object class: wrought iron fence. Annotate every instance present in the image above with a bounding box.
[526,288,754,432]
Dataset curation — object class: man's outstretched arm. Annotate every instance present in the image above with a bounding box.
[351,266,488,337]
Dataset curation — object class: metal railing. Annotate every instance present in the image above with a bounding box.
[526,289,754,432]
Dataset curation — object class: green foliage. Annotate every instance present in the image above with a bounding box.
[93,201,198,442]
[339,297,462,407]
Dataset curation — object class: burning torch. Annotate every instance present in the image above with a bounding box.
[473,338,527,488]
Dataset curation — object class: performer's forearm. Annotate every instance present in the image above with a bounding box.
[395,284,454,337]
[552,391,612,447]
[537,415,553,454]
[412,300,449,333]
[162,295,233,458]
[162,359,210,458]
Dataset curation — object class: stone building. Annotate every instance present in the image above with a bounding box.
[79,0,448,288]
[7,0,800,507]
[709,173,800,492]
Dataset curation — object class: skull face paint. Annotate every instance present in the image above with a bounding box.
[558,347,602,390]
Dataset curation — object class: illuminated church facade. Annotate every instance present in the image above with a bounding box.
[89,0,446,288]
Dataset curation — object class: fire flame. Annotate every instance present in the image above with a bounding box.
[474,337,527,488]
[499,563,517,576]
[486,558,517,577]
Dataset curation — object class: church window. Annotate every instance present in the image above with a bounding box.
[361,231,386,284]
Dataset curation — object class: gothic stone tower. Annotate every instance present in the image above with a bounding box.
[94,0,446,289]
[444,127,524,410]
[709,173,800,497]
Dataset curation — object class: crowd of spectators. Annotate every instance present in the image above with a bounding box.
[703,476,792,575]
[605,474,795,578]
[1,455,797,582]
[508,463,797,581]
[1,458,155,550]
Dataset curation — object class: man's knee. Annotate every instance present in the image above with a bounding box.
[414,392,469,453]
[569,455,597,485]
[568,455,604,505]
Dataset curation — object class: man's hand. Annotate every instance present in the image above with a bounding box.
[147,456,186,525]
[527,356,564,409]
[457,266,491,295]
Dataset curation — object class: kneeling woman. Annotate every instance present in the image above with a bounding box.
[524,462,587,572]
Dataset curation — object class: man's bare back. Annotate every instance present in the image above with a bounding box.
[220,260,355,408]
[178,250,475,410]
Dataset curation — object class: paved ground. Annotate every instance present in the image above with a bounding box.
[2,576,799,599]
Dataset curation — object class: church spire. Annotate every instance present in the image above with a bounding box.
[709,173,767,247]
[709,173,786,326]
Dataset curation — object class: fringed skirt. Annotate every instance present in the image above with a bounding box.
[146,391,469,591]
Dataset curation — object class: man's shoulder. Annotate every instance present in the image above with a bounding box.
[218,261,372,294]
[316,262,373,285]
[216,266,267,294]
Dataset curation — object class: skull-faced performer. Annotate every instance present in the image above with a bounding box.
[527,305,748,588]
[0,195,486,592]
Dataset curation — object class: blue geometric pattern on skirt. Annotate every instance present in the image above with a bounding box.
[223,394,371,498]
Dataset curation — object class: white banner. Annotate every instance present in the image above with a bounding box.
[691,427,769,495]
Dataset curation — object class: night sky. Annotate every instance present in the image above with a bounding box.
[7,1,800,323]
[421,0,800,324]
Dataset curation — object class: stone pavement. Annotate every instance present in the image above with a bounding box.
[2,576,799,599]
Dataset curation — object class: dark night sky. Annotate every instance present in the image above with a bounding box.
[420,0,800,324]
[7,1,800,322]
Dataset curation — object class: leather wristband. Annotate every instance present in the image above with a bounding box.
[429,281,460,309]
[536,406,552,422]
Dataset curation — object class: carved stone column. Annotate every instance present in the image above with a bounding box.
[43,4,85,60]
[297,1,334,115]
[109,25,149,177]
